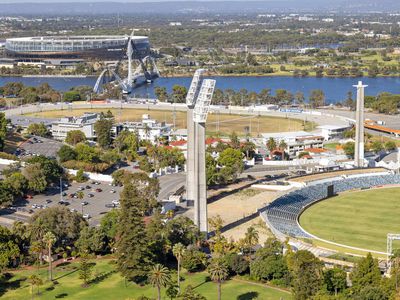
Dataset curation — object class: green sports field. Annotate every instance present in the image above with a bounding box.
[300,187,400,253]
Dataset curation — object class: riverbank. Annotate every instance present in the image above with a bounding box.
[1,75,399,104]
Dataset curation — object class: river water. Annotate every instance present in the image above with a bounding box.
[1,75,399,104]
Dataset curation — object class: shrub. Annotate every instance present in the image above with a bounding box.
[223,253,249,275]
[181,248,207,273]
[75,168,88,183]
[62,160,111,173]
[0,152,18,161]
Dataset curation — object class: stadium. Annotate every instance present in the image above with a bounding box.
[260,169,400,256]
[4,35,150,59]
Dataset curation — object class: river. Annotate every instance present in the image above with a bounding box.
[1,75,399,104]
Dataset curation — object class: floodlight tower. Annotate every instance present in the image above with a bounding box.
[193,79,216,233]
[185,69,205,206]
[353,81,368,168]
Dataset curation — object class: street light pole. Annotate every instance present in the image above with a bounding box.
[60,177,63,202]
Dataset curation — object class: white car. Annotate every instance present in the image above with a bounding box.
[83,214,91,219]
[112,200,120,205]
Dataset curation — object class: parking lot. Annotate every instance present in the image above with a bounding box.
[14,180,123,226]
[19,136,63,158]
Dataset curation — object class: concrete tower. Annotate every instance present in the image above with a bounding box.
[193,79,216,233]
[353,81,368,167]
[185,69,204,206]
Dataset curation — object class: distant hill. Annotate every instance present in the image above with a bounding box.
[0,0,399,15]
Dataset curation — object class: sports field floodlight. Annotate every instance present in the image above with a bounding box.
[186,69,205,106]
[387,233,400,274]
[193,79,216,123]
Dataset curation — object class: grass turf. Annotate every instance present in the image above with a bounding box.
[300,187,400,253]
[26,108,310,137]
[0,258,291,300]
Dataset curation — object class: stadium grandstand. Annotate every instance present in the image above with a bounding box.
[5,35,150,60]
[261,171,400,240]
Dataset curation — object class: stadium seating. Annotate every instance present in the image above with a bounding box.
[261,173,400,238]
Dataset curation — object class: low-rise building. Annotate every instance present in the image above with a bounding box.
[262,131,324,156]
[317,124,351,140]
[51,112,99,140]
[118,114,172,143]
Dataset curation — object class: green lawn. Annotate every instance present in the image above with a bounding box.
[0,259,291,300]
[26,108,311,137]
[300,188,400,253]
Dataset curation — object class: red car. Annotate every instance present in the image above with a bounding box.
[95,188,102,192]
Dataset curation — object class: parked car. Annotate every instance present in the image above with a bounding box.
[87,193,94,198]
[112,200,120,205]
[81,201,89,206]
[45,199,52,204]
[109,189,116,194]
[83,214,91,219]
[95,188,102,192]
[105,203,117,208]
[85,185,91,189]
[70,208,77,213]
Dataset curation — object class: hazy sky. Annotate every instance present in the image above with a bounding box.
[1,0,248,2]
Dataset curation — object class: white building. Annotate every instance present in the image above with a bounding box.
[262,131,324,156]
[317,124,351,141]
[51,113,99,140]
[119,114,172,143]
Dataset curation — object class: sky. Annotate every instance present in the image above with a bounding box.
[0,0,250,2]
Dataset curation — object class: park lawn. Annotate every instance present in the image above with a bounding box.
[300,187,400,253]
[323,142,339,151]
[26,108,310,137]
[1,258,292,300]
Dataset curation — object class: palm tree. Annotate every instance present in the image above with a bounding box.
[172,243,186,292]
[208,259,228,300]
[30,241,43,271]
[244,226,259,250]
[278,140,288,160]
[29,274,43,299]
[76,191,84,202]
[43,231,56,281]
[266,137,277,158]
[149,264,171,300]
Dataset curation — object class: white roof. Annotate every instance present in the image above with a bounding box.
[261,131,312,139]
[317,124,350,130]
[6,35,148,42]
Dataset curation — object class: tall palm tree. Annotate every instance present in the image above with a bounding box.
[266,137,277,158]
[43,231,56,281]
[30,241,43,271]
[278,140,288,160]
[172,243,186,292]
[149,264,171,300]
[244,226,259,250]
[208,259,228,300]
[29,274,43,299]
